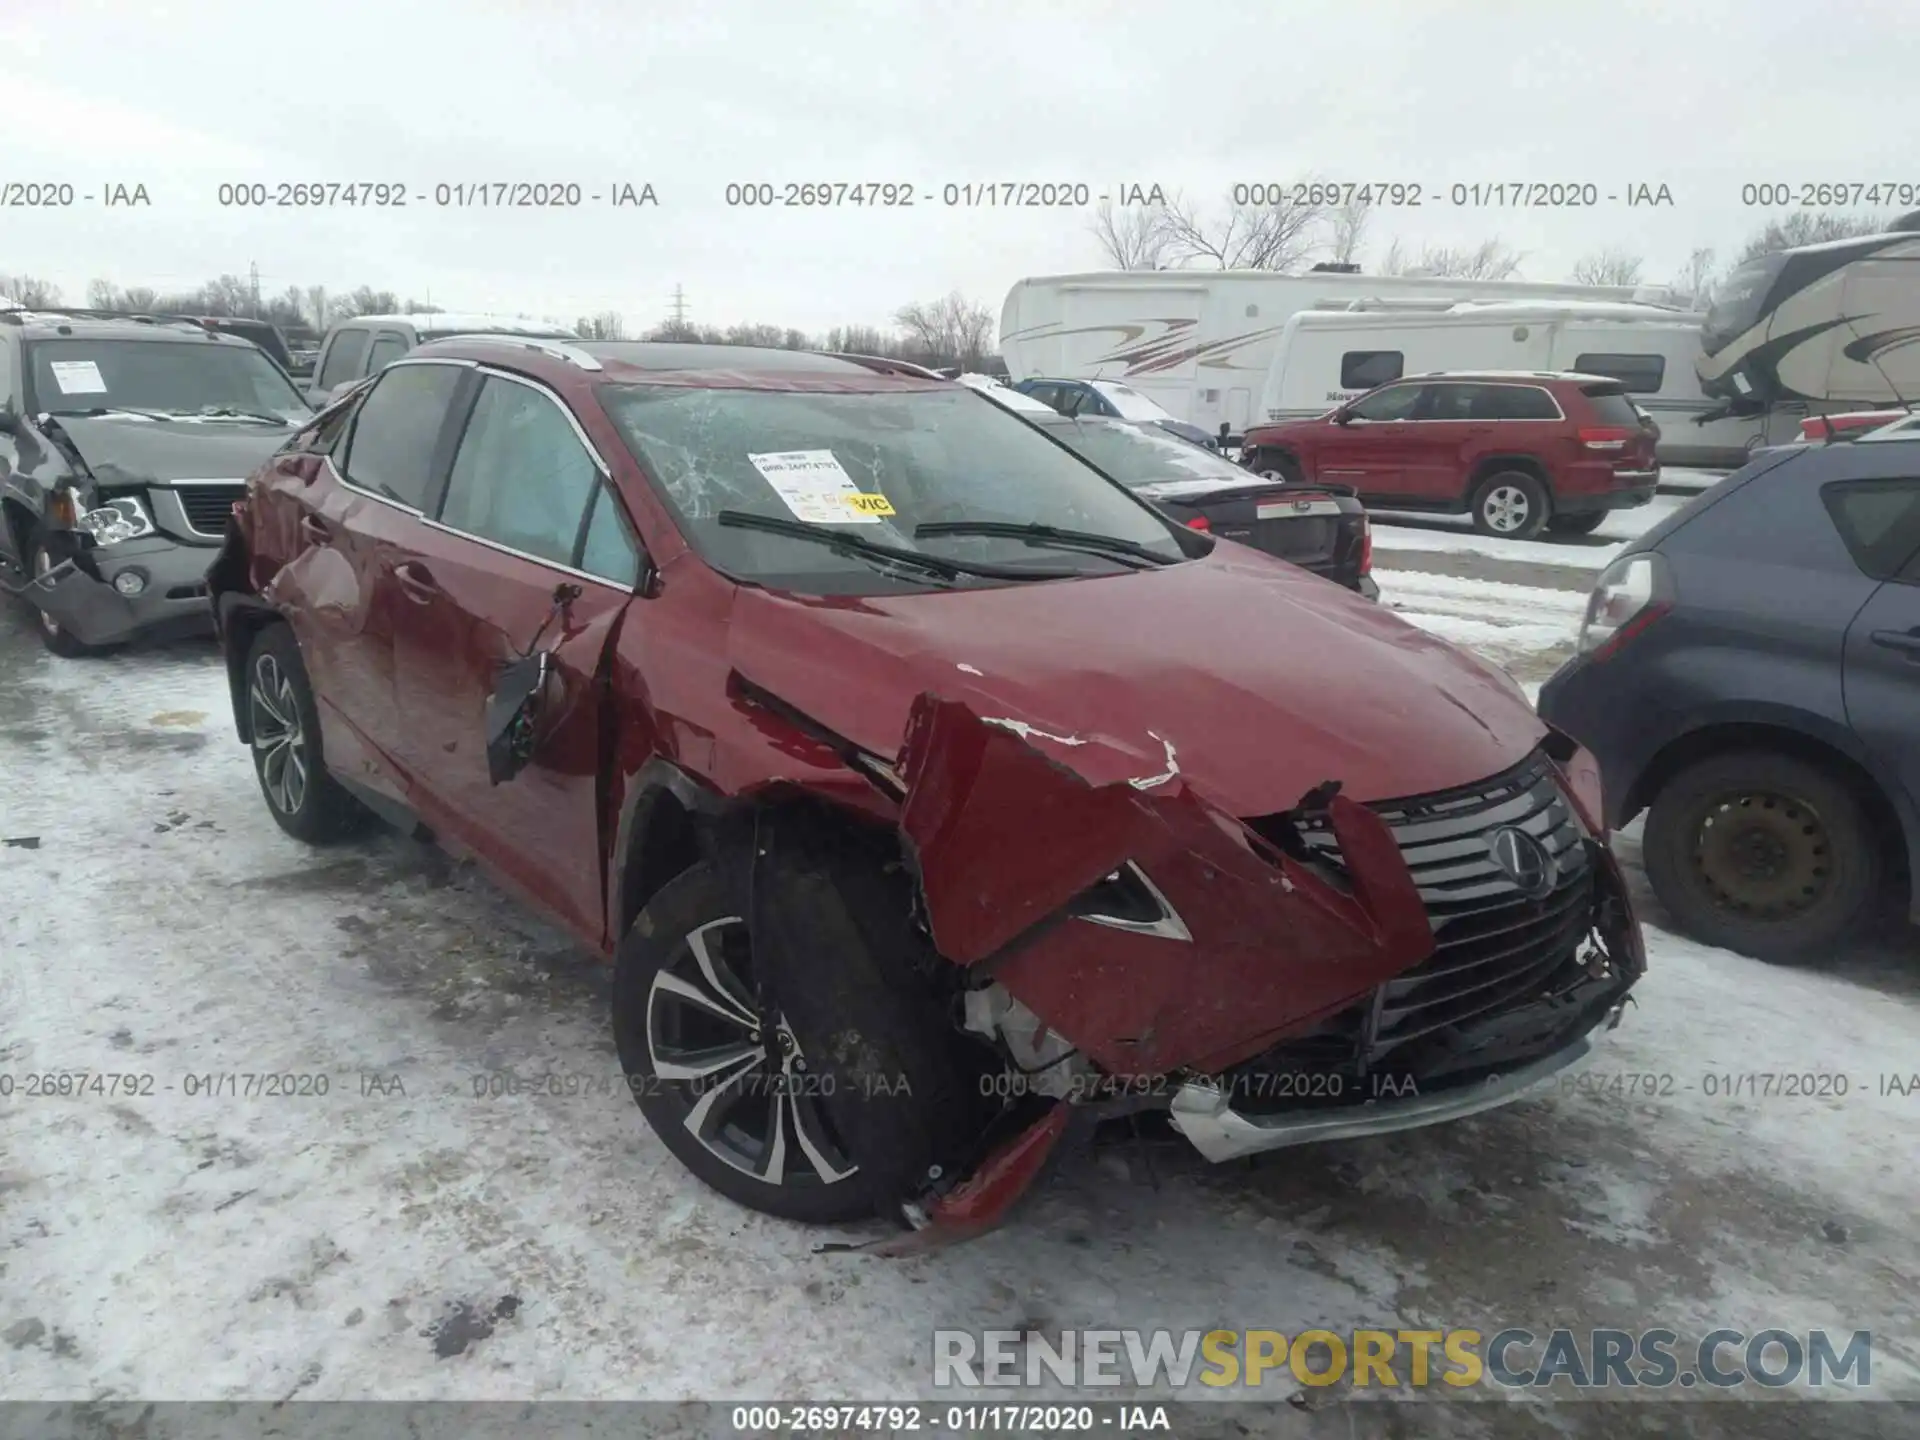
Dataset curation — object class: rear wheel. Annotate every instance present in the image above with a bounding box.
[245,624,371,844]
[1643,751,1882,962]
[1469,470,1549,540]
[1547,510,1608,536]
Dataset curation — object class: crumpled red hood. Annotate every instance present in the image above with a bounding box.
[727,546,1544,814]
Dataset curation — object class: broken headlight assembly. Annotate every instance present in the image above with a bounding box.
[49,487,155,548]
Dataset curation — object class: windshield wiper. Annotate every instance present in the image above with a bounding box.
[715,510,1079,583]
[40,406,168,421]
[173,406,294,424]
[913,519,1178,567]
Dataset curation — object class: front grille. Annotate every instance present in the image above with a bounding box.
[171,484,247,538]
[1226,752,1623,1105]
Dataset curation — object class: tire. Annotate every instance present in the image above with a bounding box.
[1469,471,1550,539]
[611,861,876,1224]
[1250,449,1303,485]
[1643,751,1882,962]
[1547,510,1608,536]
[27,538,99,658]
[243,623,370,844]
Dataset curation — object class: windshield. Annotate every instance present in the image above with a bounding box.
[25,338,312,421]
[1701,255,1785,354]
[600,383,1188,593]
[1043,418,1249,488]
[1092,381,1173,422]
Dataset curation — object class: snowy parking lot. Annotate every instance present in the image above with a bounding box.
[2,501,1916,1426]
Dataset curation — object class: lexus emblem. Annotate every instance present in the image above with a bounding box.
[1293,498,1313,512]
[1487,826,1556,898]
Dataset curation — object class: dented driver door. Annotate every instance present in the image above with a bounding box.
[387,372,645,951]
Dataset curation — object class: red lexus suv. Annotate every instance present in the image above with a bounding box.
[1240,370,1660,540]
[208,338,1643,1248]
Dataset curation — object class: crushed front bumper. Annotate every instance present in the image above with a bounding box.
[19,534,218,647]
[1168,1002,1622,1162]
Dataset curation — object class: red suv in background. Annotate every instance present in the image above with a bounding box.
[1240,371,1660,540]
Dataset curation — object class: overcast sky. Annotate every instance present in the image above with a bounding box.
[4,0,1917,336]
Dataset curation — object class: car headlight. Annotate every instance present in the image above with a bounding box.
[75,496,156,547]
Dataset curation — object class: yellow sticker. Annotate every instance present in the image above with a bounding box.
[844,492,896,516]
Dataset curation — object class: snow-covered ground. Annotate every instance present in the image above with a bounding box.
[1372,491,1696,573]
[2,568,1916,1414]
[1375,571,1586,680]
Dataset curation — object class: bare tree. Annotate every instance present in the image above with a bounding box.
[86,278,119,308]
[1325,198,1372,267]
[894,292,996,367]
[305,285,328,330]
[1158,189,1326,271]
[1378,238,1525,280]
[576,311,627,340]
[1570,247,1644,287]
[1734,211,1889,266]
[0,274,62,306]
[1088,198,1173,270]
[1667,247,1718,309]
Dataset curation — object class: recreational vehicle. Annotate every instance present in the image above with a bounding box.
[999,269,1670,439]
[1255,301,1762,467]
[1698,212,1920,446]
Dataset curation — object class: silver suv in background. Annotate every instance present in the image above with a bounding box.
[304,313,580,407]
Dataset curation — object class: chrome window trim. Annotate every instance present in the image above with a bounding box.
[414,516,638,595]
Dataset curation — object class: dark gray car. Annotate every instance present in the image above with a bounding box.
[1538,431,1920,960]
[0,309,313,654]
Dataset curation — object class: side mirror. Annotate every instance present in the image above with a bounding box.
[0,409,15,436]
[1333,407,1354,426]
[485,651,552,785]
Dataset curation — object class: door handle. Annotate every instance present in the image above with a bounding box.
[393,560,440,604]
[298,513,331,545]
[1869,628,1920,657]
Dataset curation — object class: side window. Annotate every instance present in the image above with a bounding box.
[439,376,602,569]
[0,338,14,404]
[1078,388,1113,417]
[578,483,643,587]
[316,329,370,389]
[1489,386,1562,420]
[1420,384,1485,421]
[1341,350,1403,390]
[1029,383,1062,411]
[1574,352,1666,394]
[1348,384,1422,422]
[365,331,410,374]
[1822,479,1920,582]
[336,363,465,508]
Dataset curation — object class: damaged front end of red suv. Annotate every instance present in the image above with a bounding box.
[694,672,1643,1253]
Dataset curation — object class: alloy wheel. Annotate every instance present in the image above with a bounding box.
[645,916,858,1189]
[1691,790,1832,919]
[1481,484,1532,533]
[249,654,310,815]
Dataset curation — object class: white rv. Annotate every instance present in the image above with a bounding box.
[1254,300,1764,467]
[1698,212,1920,446]
[999,269,1668,439]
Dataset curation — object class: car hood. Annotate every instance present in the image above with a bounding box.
[727,547,1544,815]
[46,414,302,486]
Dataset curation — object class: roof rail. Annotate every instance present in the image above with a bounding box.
[0,306,214,333]
[827,353,945,379]
[429,333,605,371]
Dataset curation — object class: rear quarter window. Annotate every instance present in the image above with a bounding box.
[1580,387,1642,427]
[1821,478,1920,580]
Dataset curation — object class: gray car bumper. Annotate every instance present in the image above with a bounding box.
[1166,1006,1621,1163]
[24,534,218,647]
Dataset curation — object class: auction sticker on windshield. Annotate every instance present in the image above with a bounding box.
[748,449,886,525]
[49,360,109,394]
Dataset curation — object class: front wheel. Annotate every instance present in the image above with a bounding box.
[1643,751,1882,962]
[612,862,872,1224]
[1469,471,1549,540]
[28,539,99,657]
[1547,510,1608,536]
[1248,449,1303,485]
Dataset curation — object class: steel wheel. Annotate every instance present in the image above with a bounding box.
[645,916,858,1190]
[1691,790,1831,920]
[1480,483,1533,533]
[249,652,309,816]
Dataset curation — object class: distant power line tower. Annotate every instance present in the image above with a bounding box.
[668,284,688,327]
